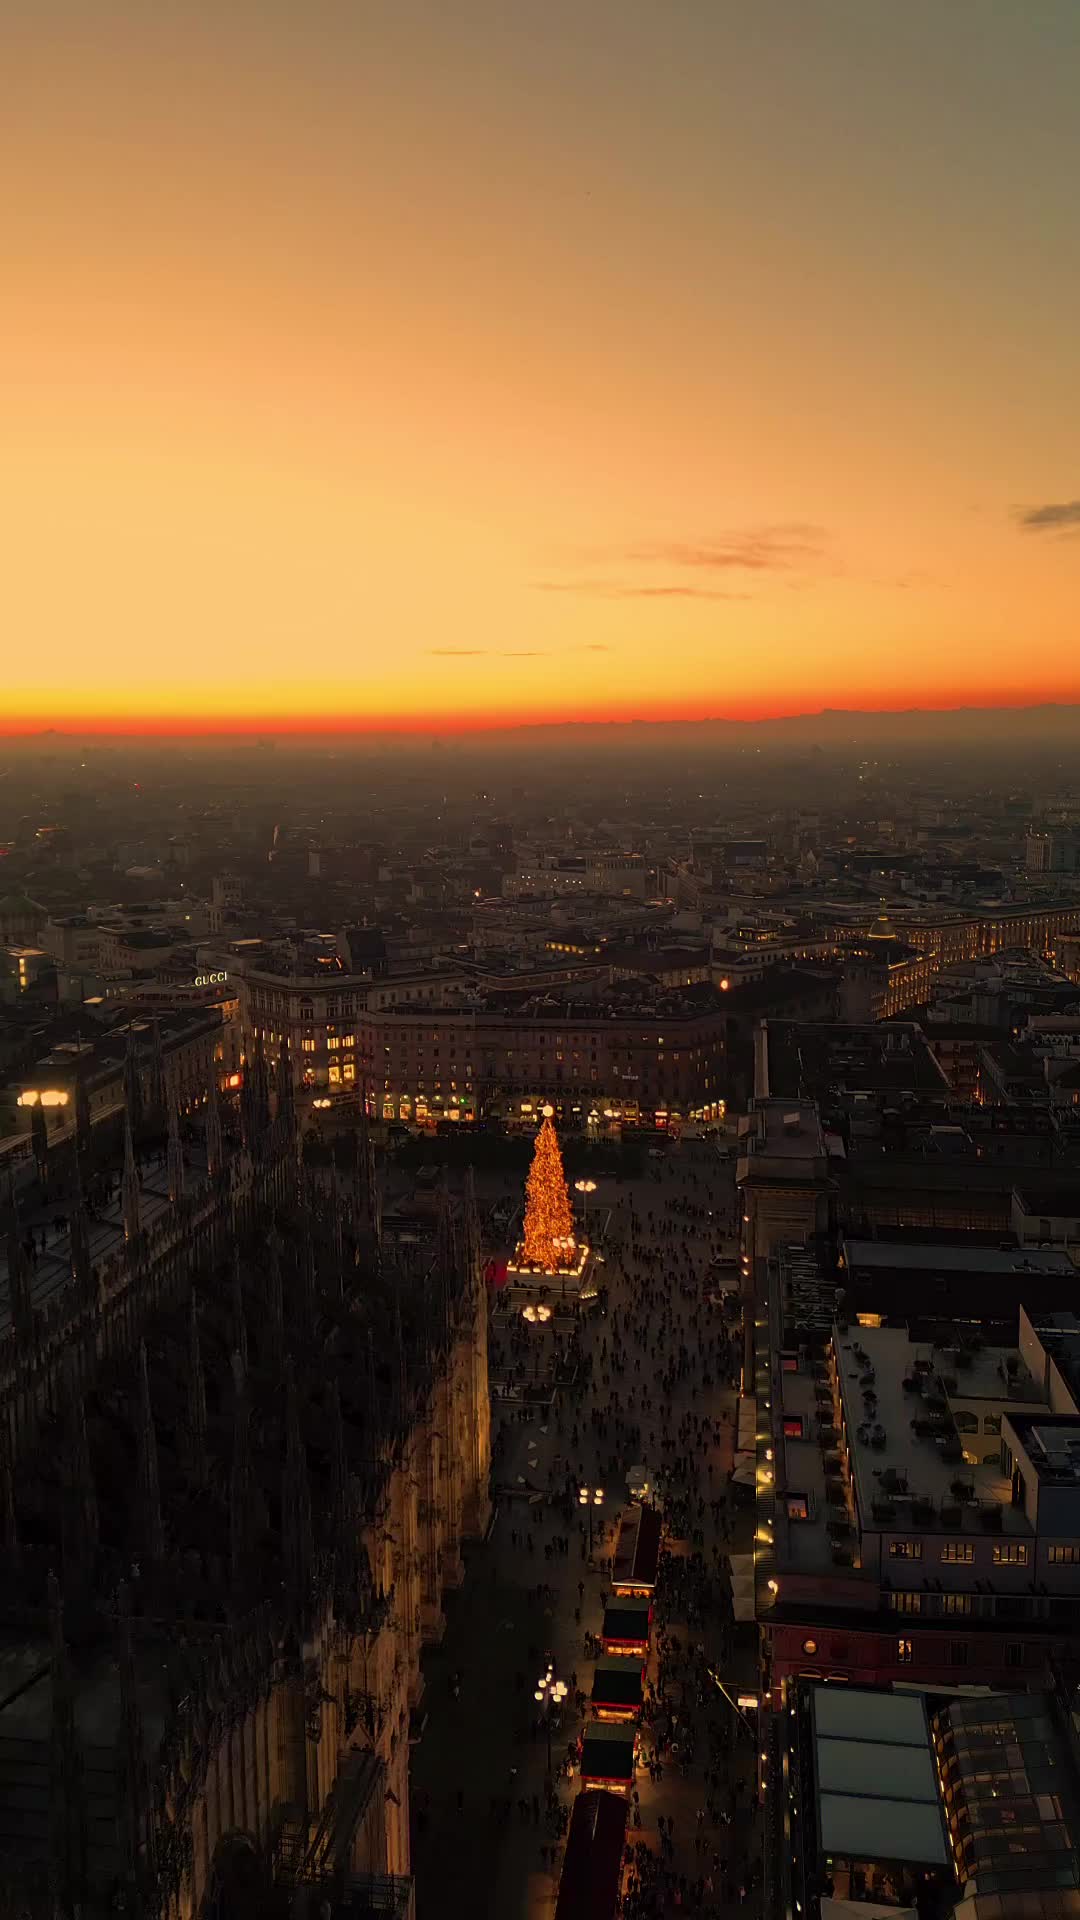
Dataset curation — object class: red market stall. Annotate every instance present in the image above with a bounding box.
[590,1655,645,1723]
[601,1596,652,1658]
[579,1722,637,1797]
[611,1502,661,1596]
[554,1789,628,1920]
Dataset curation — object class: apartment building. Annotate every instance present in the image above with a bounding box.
[755,1299,1080,1696]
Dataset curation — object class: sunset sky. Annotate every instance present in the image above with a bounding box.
[3,1,1079,735]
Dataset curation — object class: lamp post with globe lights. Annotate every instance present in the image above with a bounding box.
[578,1484,604,1553]
[521,1299,552,1382]
[574,1177,597,1234]
[535,1665,568,1776]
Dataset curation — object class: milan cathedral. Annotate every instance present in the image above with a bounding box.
[0,1044,490,1918]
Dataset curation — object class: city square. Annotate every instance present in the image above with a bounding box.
[406,1130,760,1920]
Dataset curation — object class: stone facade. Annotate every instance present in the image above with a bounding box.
[0,1069,490,1919]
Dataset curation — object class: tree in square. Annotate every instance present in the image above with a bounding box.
[521,1113,575,1270]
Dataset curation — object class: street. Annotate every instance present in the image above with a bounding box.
[409,1139,761,1919]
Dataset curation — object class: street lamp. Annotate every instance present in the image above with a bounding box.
[521,1302,552,1324]
[578,1484,604,1553]
[535,1665,568,1775]
[574,1177,597,1232]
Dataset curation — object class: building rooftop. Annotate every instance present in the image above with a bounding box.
[765,1020,948,1104]
[842,1239,1076,1279]
[835,1324,1044,1535]
[810,1686,949,1868]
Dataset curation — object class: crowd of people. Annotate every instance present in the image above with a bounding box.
[412,1137,763,1919]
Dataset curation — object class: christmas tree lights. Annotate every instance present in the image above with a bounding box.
[521,1113,576,1271]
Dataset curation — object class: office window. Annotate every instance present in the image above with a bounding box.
[992,1544,1029,1566]
[890,1541,922,1560]
[941,1593,972,1616]
[1049,1545,1080,1564]
[897,1639,913,1665]
[941,1542,975,1564]
[890,1592,923,1615]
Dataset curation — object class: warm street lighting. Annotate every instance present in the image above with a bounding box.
[578,1484,604,1552]
[535,1666,568,1774]
[574,1176,597,1231]
[521,1302,552,1324]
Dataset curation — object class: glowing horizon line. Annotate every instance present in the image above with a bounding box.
[3,687,1080,739]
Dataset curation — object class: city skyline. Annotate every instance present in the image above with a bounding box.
[4,1,1080,735]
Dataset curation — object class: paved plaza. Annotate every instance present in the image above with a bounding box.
[410,1140,762,1920]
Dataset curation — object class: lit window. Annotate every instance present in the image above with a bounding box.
[343,1062,356,1083]
[889,1541,922,1560]
[782,1416,804,1439]
[992,1544,1029,1566]
[787,1495,809,1521]
[897,1638,913,1664]
[941,1593,971,1615]
[327,1035,339,1049]
[301,1038,316,1054]
[1049,1545,1079,1564]
[328,1065,341,1086]
[941,1542,975,1564]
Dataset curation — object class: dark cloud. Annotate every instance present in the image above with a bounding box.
[535,581,748,602]
[1016,500,1080,533]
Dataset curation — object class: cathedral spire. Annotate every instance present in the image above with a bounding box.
[148,1015,165,1118]
[298,1213,317,1313]
[282,1367,312,1620]
[275,1039,295,1136]
[435,1180,456,1346]
[0,1427,18,1564]
[74,1069,92,1155]
[229,1349,252,1594]
[135,1341,164,1563]
[328,1376,348,1530]
[63,1393,99,1588]
[123,1026,143,1138]
[266,1233,285,1368]
[115,1581,147,1890]
[186,1290,208,1488]
[48,1571,84,1918]
[122,1108,140,1245]
[5,1170,34,1346]
[205,1080,224,1179]
[232,1243,249,1376]
[69,1150,94,1307]
[166,1098,185,1205]
[354,1108,380,1264]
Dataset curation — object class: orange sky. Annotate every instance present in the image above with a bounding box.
[3,2,1079,736]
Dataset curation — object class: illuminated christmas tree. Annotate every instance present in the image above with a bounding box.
[521,1113,576,1270]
